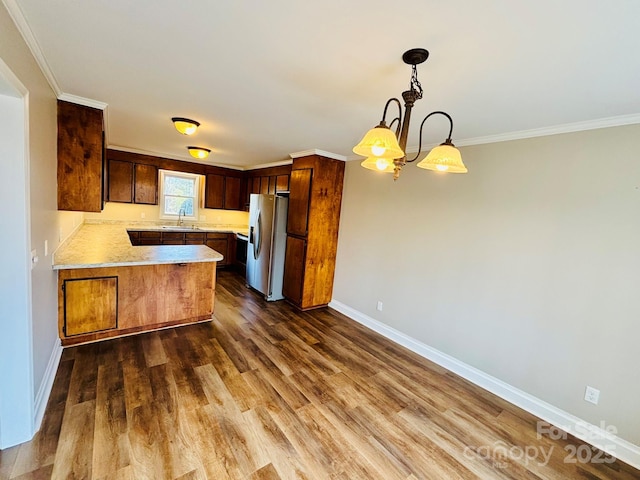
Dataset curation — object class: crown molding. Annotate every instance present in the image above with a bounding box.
[245,159,293,170]
[2,0,61,96]
[57,93,107,110]
[456,113,640,147]
[290,149,347,161]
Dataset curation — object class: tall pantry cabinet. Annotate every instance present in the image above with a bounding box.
[282,153,345,310]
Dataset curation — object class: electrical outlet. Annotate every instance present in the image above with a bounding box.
[376,301,383,311]
[584,386,600,405]
[141,212,146,219]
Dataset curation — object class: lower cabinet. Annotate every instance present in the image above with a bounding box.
[62,276,118,337]
[127,230,232,267]
[282,236,306,306]
[58,263,216,346]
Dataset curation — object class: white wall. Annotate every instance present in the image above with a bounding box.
[333,124,640,447]
[0,1,82,447]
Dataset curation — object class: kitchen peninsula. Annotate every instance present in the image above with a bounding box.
[53,223,224,346]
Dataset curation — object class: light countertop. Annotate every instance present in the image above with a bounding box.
[53,224,229,270]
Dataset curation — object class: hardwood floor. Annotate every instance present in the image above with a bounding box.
[1,270,638,479]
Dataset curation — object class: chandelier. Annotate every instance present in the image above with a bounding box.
[353,48,467,181]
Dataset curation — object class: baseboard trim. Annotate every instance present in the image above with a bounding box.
[33,339,62,431]
[328,299,640,470]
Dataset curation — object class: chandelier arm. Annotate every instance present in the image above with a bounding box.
[388,117,401,137]
[406,110,455,163]
[381,98,402,126]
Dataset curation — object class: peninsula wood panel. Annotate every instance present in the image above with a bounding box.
[57,262,216,345]
[57,100,104,212]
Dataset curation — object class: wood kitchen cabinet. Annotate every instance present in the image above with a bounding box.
[282,154,345,310]
[57,100,105,212]
[127,229,232,266]
[134,163,158,204]
[108,159,157,205]
[205,174,225,209]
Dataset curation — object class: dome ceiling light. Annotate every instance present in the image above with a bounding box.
[172,117,200,135]
[187,146,211,159]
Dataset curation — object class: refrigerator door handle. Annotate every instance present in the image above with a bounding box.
[254,211,262,259]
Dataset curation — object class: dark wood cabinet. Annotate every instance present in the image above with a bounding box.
[205,174,225,209]
[283,155,345,310]
[286,169,312,237]
[224,177,242,210]
[134,164,158,204]
[276,174,290,193]
[108,159,134,203]
[57,100,105,212]
[127,230,232,267]
[107,160,157,205]
[205,233,231,267]
[282,236,306,306]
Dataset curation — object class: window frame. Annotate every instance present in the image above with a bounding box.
[158,169,202,221]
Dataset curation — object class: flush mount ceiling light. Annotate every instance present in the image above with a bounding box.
[187,146,211,159]
[353,48,467,181]
[172,117,200,135]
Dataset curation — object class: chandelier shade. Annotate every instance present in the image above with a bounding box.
[360,157,395,173]
[417,143,467,173]
[352,124,404,160]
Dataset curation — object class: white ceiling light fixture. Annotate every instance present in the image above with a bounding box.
[353,48,467,180]
[172,117,200,135]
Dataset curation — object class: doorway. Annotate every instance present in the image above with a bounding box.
[0,59,34,448]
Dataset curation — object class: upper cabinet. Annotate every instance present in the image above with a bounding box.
[107,159,157,205]
[243,165,292,210]
[57,100,105,212]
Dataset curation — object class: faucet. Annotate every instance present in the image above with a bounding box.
[178,207,185,226]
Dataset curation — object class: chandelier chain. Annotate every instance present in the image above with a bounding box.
[410,64,423,99]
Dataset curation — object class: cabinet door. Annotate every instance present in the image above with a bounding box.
[251,177,261,195]
[287,169,312,237]
[205,174,225,209]
[63,277,118,336]
[275,174,290,193]
[205,234,229,266]
[260,176,270,194]
[282,235,306,306]
[108,159,133,203]
[57,100,104,212]
[134,163,158,204]
[224,176,242,210]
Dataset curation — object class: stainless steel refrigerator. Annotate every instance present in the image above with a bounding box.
[246,194,289,301]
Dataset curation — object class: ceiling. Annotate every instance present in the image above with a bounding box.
[10,0,640,169]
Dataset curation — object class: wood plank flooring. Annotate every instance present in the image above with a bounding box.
[1,270,639,479]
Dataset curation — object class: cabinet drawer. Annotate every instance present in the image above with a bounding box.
[161,232,185,244]
[139,231,161,239]
[185,232,206,244]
